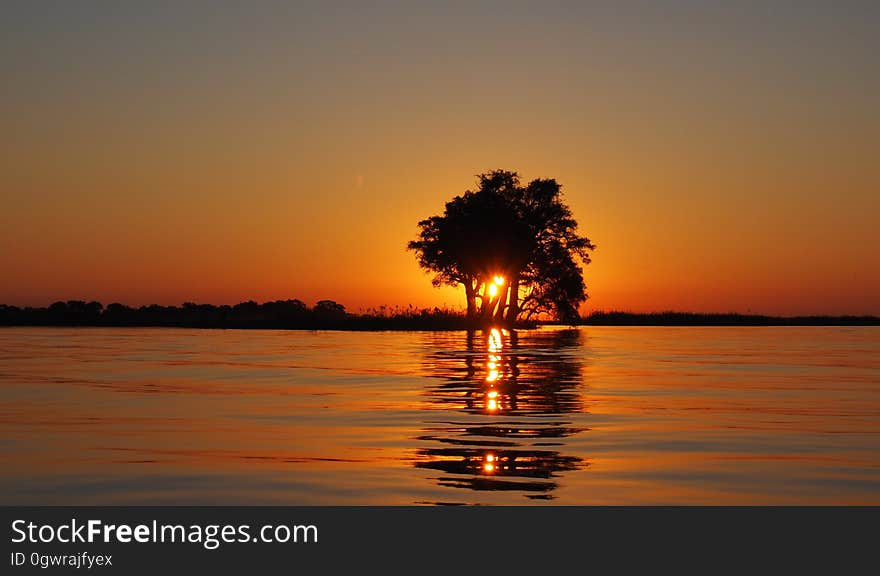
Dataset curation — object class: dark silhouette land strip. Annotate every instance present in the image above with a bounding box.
[0,300,876,329]
[0,300,470,330]
[576,311,879,326]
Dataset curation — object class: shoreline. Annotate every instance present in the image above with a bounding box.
[1,317,877,330]
[2,303,877,330]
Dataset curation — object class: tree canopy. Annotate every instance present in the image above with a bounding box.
[408,170,595,324]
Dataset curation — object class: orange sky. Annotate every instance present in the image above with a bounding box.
[2,3,878,315]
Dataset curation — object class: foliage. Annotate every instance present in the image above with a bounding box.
[408,170,595,323]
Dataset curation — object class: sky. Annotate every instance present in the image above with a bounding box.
[2,1,878,315]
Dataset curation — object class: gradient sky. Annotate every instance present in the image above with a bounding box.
[2,1,878,315]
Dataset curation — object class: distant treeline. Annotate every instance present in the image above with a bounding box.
[0,300,472,330]
[0,301,876,329]
[578,311,879,326]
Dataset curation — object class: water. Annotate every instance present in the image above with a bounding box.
[1,326,878,505]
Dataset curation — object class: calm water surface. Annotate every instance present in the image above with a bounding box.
[1,326,878,504]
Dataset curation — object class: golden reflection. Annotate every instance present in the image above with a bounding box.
[417,328,586,498]
[488,329,502,353]
[484,327,506,413]
[488,283,499,298]
[482,452,496,473]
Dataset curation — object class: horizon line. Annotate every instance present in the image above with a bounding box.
[1,300,878,320]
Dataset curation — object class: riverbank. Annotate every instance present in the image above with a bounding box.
[575,311,880,326]
[1,302,877,329]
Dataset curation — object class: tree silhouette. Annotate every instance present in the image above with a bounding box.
[408,170,595,324]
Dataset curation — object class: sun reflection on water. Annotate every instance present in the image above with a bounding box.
[416,327,587,499]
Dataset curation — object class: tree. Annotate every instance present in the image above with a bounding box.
[313,300,346,322]
[409,170,595,325]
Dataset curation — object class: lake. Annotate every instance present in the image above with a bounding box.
[1,326,878,505]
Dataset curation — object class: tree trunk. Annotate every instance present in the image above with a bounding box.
[479,282,497,324]
[494,283,510,323]
[464,280,477,321]
[505,276,520,324]
[477,282,489,317]
[481,300,495,323]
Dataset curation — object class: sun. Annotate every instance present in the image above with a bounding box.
[487,275,505,298]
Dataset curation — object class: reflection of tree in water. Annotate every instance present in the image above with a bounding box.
[416,328,588,499]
